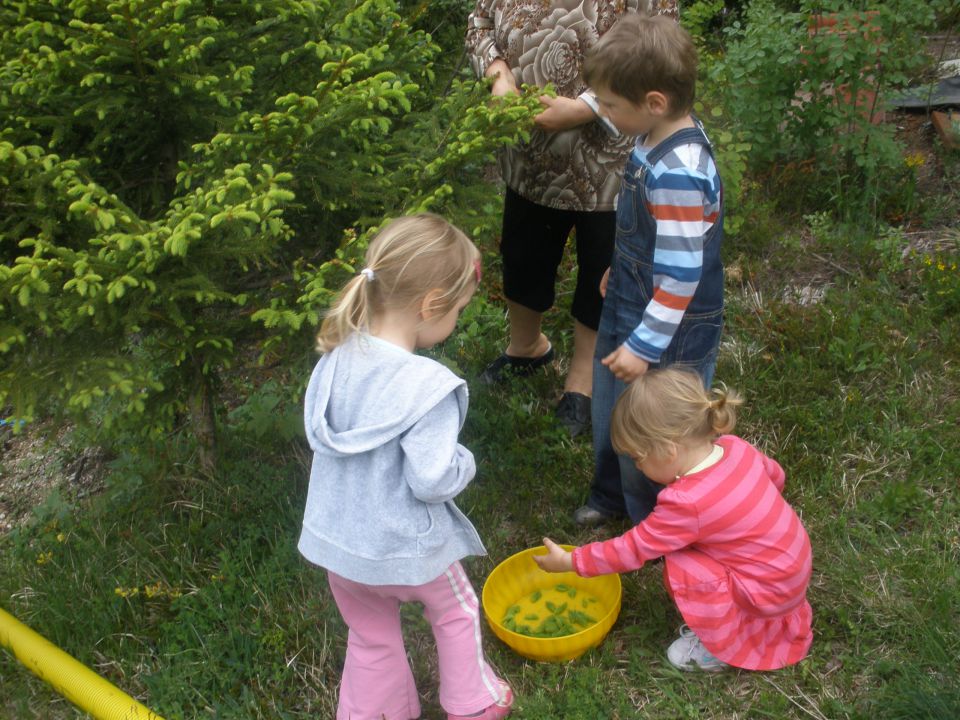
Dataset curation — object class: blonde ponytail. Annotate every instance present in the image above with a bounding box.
[316,274,371,354]
[706,383,742,436]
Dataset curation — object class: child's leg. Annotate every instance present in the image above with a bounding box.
[416,562,508,716]
[327,572,421,720]
[583,348,629,518]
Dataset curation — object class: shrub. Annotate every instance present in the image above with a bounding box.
[0,0,540,468]
[710,0,939,219]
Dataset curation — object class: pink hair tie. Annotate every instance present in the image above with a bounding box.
[473,258,482,285]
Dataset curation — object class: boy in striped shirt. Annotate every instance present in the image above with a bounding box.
[572,13,726,527]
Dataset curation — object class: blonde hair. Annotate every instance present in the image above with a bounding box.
[610,367,742,460]
[584,13,698,119]
[316,213,479,353]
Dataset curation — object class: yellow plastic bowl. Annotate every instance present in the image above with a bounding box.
[481,545,622,662]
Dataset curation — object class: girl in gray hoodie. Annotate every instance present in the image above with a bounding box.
[299,214,512,720]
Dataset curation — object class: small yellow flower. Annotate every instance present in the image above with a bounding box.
[36,551,53,565]
[56,533,66,543]
[904,152,926,168]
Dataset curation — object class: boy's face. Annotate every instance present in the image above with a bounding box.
[593,86,658,137]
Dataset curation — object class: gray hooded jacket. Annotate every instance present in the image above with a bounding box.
[298,333,486,586]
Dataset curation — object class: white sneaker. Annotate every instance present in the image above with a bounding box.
[667,625,729,672]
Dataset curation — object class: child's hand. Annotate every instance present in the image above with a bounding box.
[602,344,649,383]
[533,538,574,573]
[599,267,610,298]
[534,95,594,132]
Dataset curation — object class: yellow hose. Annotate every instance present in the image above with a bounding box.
[0,606,164,720]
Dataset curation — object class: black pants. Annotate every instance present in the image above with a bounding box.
[500,187,616,331]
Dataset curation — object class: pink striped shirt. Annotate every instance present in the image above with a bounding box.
[572,435,813,670]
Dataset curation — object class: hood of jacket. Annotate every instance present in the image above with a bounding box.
[304,333,468,458]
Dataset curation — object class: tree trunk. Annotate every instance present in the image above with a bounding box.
[189,360,218,475]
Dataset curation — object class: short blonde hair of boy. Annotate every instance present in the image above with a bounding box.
[584,13,698,118]
[316,213,479,353]
[610,367,742,461]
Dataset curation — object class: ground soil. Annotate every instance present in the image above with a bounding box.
[0,422,107,534]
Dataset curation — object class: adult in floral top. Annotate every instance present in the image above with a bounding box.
[465,0,680,438]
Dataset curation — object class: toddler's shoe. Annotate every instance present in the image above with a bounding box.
[446,682,513,720]
[667,625,729,673]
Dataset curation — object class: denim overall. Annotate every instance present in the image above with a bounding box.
[588,123,725,523]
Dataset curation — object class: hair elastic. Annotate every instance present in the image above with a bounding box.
[360,268,375,282]
[473,258,482,285]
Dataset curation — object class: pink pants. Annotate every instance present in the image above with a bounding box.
[327,562,506,720]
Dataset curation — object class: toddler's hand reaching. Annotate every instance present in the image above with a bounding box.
[533,538,574,573]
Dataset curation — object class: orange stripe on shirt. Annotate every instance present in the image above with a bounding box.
[647,203,706,222]
[652,289,694,311]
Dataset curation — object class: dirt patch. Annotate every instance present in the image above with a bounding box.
[0,422,107,534]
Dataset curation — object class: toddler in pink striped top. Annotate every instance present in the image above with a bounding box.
[535,367,813,672]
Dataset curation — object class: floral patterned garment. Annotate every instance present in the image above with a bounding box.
[466,0,680,211]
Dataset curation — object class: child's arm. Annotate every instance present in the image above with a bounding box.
[566,493,701,577]
[400,393,475,503]
[763,453,786,492]
[598,268,650,382]
[620,147,721,373]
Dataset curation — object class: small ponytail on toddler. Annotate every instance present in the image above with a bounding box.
[705,383,743,436]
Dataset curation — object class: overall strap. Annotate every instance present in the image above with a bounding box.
[645,118,715,167]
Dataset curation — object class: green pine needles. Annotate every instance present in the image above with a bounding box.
[0,0,541,467]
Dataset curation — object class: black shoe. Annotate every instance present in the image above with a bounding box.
[554,392,591,438]
[480,345,555,385]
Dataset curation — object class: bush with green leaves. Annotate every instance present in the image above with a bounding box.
[709,0,942,218]
[0,0,541,466]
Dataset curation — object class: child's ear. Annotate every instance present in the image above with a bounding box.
[419,288,446,320]
[645,91,670,116]
[664,441,680,462]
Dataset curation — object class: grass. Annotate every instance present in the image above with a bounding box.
[2,168,960,720]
